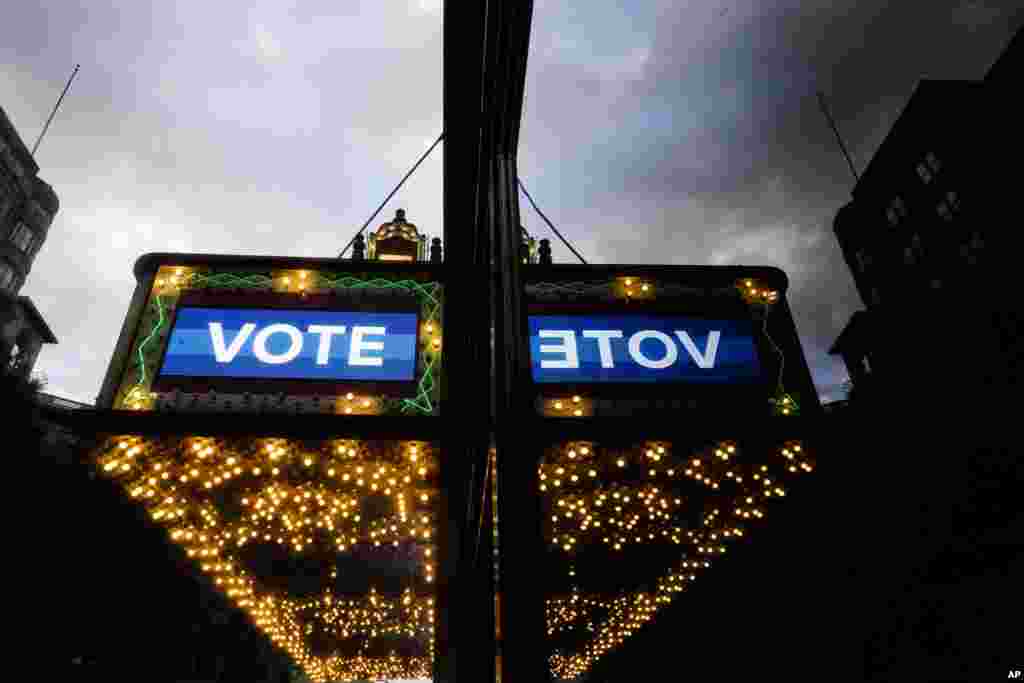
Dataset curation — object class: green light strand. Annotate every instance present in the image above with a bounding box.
[528,280,735,299]
[318,276,441,416]
[134,294,166,388]
[762,316,785,397]
[401,353,437,414]
[761,315,799,415]
[319,276,441,318]
[191,272,274,290]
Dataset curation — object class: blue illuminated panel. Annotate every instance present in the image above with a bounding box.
[528,314,762,384]
[158,307,418,382]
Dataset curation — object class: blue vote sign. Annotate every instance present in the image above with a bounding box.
[528,314,762,384]
[158,307,419,382]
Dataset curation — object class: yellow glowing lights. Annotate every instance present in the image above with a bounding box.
[93,436,442,682]
[540,438,813,679]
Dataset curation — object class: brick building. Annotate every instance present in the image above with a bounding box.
[1,104,58,374]
[829,28,1022,409]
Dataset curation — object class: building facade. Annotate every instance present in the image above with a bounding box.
[1,104,59,374]
[830,28,1022,408]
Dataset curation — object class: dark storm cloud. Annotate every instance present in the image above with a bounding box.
[519,0,1022,402]
[1,0,1020,404]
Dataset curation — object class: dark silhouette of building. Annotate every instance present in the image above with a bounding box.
[18,380,294,683]
[830,27,1022,408]
[0,104,59,374]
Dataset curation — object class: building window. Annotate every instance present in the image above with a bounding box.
[9,221,34,253]
[936,191,960,222]
[887,196,908,226]
[924,152,942,174]
[0,261,16,291]
[960,244,976,265]
[961,231,985,265]
[854,249,873,273]
[916,162,933,184]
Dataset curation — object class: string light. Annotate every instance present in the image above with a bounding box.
[93,435,439,683]
[540,438,814,679]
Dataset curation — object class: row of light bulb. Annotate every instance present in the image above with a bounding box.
[544,439,814,679]
[95,434,440,682]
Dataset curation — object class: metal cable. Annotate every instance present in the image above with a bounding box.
[337,131,445,258]
[517,177,588,264]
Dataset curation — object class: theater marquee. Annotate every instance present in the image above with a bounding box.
[521,265,819,418]
[99,253,443,415]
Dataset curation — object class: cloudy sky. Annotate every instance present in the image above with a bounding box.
[2,0,1020,405]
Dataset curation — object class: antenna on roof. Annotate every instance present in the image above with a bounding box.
[816,89,859,186]
[31,63,80,158]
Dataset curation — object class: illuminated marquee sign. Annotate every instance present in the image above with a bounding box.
[157,307,418,384]
[528,314,762,384]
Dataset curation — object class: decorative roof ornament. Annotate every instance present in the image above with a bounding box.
[368,209,426,262]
